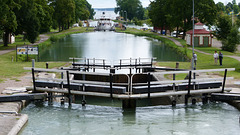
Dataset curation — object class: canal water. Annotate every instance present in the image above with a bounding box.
[39,32,186,62]
[20,102,239,135]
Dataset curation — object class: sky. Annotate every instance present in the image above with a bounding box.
[88,0,240,8]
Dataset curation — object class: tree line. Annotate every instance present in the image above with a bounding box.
[0,0,95,46]
[148,0,240,52]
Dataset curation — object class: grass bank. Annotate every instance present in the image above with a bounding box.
[0,27,93,82]
[117,28,240,79]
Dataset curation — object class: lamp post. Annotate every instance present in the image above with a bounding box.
[192,0,195,70]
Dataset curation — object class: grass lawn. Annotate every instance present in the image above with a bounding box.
[0,27,93,82]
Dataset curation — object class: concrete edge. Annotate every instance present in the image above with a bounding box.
[7,114,28,135]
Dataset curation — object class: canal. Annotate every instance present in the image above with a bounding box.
[20,102,239,135]
[39,31,186,62]
[20,31,240,134]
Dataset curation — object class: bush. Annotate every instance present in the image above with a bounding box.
[222,26,240,52]
[49,35,60,42]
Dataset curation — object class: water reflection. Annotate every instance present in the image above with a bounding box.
[40,32,186,62]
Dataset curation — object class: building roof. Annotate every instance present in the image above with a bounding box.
[186,29,211,34]
[195,22,204,26]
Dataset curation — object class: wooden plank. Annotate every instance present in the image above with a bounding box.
[0,93,47,102]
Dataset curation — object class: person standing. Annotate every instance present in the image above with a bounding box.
[213,51,218,64]
[219,51,223,66]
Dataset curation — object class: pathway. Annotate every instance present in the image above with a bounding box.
[0,34,49,55]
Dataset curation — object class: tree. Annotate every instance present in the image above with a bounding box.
[54,0,75,31]
[86,1,95,19]
[222,26,240,52]
[0,0,19,46]
[216,2,225,12]
[75,0,89,21]
[214,13,232,41]
[35,0,54,33]
[149,0,217,39]
[14,0,40,43]
[115,0,144,20]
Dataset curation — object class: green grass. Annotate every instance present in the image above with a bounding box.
[0,27,93,82]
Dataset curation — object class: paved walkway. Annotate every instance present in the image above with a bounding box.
[0,34,49,55]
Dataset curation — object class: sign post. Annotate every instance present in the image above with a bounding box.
[16,46,39,62]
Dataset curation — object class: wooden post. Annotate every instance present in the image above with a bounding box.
[46,62,48,69]
[26,45,28,62]
[16,46,17,62]
[151,58,153,67]
[222,69,228,93]
[37,45,40,62]
[148,73,151,99]
[185,71,192,105]
[66,71,72,106]
[32,68,36,93]
[93,58,95,72]
[87,59,89,71]
[73,58,75,68]
[120,59,122,69]
[103,60,105,69]
[110,73,113,99]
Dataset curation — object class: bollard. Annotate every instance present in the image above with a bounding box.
[46,62,48,69]
[32,59,35,68]
[12,56,14,62]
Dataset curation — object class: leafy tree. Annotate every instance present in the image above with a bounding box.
[0,0,19,46]
[149,0,217,39]
[54,0,75,31]
[233,4,239,14]
[75,0,89,21]
[214,13,232,41]
[115,0,144,20]
[216,2,225,12]
[222,26,240,52]
[226,2,233,14]
[35,0,54,33]
[86,1,95,19]
[14,0,40,43]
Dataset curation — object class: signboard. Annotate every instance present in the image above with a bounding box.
[17,47,38,55]
[28,47,38,55]
[17,47,27,54]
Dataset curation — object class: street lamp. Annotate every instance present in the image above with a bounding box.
[192,0,195,70]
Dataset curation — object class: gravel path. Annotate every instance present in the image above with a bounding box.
[0,34,49,55]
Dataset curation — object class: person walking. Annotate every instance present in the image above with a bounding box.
[213,51,218,64]
[219,51,223,66]
[193,53,197,68]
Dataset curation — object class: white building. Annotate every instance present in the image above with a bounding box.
[186,22,212,47]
